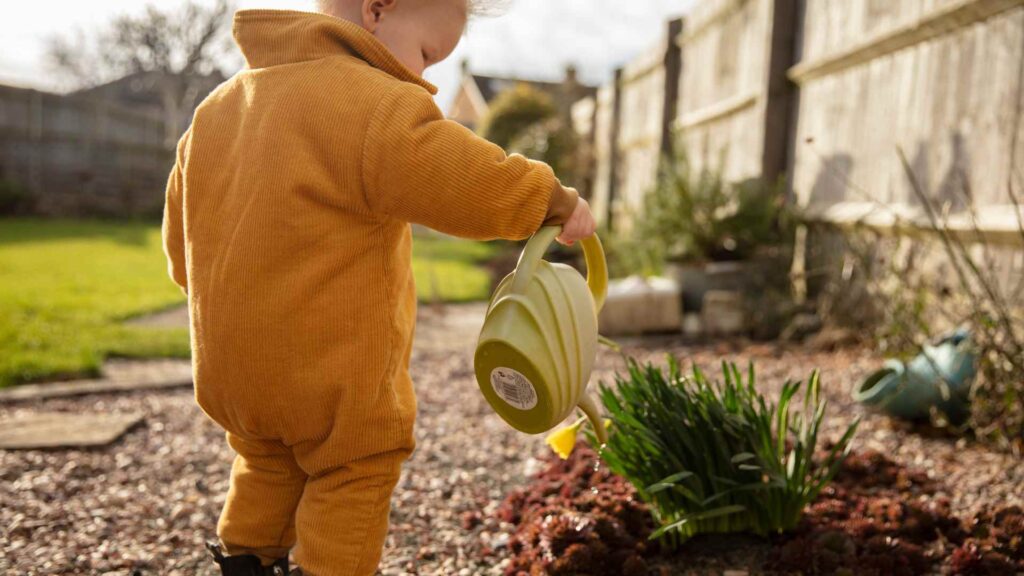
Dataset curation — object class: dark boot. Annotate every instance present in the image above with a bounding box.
[207,541,291,576]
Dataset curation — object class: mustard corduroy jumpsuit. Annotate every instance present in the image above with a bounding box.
[162,9,578,576]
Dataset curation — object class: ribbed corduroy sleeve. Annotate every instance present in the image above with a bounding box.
[362,85,577,241]
[162,129,191,294]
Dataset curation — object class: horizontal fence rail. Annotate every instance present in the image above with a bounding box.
[573,0,1023,247]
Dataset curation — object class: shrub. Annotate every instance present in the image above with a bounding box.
[508,117,580,187]
[478,84,581,186]
[478,84,556,150]
[600,224,666,278]
[638,154,793,264]
[595,358,859,548]
[0,178,33,215]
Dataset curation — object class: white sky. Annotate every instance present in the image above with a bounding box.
[0,0,693,109]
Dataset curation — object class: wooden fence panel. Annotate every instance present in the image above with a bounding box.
[588,82,620,228]
[580,19,683,232]
[0,84,171,217]
[616,32,671,230]
[674,0,779,181]
[567,0,1023,242]
[570,95,598,208]
[791,1,1024,245]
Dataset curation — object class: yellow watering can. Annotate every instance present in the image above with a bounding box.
[474,226,609,446]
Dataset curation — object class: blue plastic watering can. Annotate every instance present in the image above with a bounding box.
[854,329,976,425]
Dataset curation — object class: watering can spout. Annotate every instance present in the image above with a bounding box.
[577,391,608,446]
[474,226,609,444]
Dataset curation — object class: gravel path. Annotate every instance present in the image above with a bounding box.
[2,306,1022,575]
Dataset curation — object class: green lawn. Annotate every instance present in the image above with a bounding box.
[0,219,190,387]
[413,234,499,303]
[0,220,499,387]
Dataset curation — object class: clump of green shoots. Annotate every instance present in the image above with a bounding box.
[596,358,859,548]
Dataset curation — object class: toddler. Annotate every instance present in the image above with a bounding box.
[161,0,596,574]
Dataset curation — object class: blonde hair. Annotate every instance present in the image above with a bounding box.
[468,0,507,16]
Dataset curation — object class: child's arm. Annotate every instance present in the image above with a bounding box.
[162,129,191,294]
[361,84,581,241]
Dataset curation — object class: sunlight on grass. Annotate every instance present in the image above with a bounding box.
[0,219,190,387]
[0,221,501,386]
[412,236,499,303]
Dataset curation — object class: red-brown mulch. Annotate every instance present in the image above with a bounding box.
[496,445,654,575]
[496,445,1024,575]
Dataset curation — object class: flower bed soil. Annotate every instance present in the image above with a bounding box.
[496,444,1024,575]
[497,445,655,575]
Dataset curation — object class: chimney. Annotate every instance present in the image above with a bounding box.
[564,64,579,88]
[559,64,582,125]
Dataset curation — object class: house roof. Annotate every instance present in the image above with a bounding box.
[471,74,566,104]
[448,64,597,127]
[470,73,597,105]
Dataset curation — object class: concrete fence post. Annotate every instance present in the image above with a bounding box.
[661,18,685,159]
[761,0,800,185]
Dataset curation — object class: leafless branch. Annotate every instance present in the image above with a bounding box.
[46,0,235,144]
[955,172,1002,306]
[1007,169,1024,253]
[897,147,1024,371]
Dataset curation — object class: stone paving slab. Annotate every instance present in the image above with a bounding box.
[415,302,487,353]
[0,411,143,449]
[124,304,189,328]
[0,359,193,403]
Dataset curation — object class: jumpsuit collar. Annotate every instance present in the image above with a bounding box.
[232,9,438,95]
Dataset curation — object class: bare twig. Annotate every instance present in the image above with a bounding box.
[1006,171,1024,300]
[898,148,1024,371]
[897,152,989,328]
[956,173,999,297]
[46,0,235,143]
[1008,168,1024,249]
[950,173,1020,356]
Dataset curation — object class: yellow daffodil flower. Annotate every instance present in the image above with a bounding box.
[545,417,614,459]
[545,417,586,459]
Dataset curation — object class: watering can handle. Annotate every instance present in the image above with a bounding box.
[509,226,608,313]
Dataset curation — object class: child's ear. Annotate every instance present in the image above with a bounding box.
[362,0,399,30]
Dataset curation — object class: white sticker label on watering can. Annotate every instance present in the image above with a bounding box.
[490,368,538,410]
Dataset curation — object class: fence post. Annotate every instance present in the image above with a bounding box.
[661,18,685,159]
[28,91,43,197]
[761,0,800,185]
[607,67,624,233]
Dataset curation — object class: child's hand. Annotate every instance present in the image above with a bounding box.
[556,198,597,246]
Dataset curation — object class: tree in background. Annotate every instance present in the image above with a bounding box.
[478,84,580,187]
[478,84,556,149]
[47,0,235,146]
